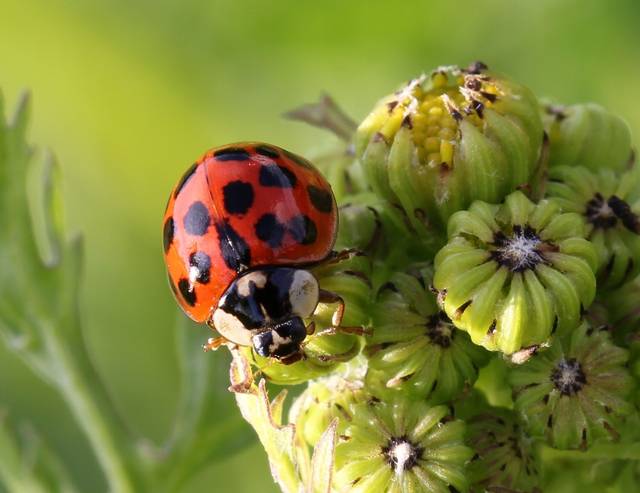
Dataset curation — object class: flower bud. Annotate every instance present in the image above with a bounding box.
[509,322,634,450]
[289,363,366,447]
[466,407,540,492]
[337,192,447,268]
[546,165,640,289]
[365,265,489,402]
[433,191,598,356]
[356,62,544,229]
[544,102,633,172]
[603,276,640,343]
[333,396,472,493]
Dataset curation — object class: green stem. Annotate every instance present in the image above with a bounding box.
[284,94,357,142]
[41,322,144,493]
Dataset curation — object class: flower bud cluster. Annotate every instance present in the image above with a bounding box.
[238,62,640,493]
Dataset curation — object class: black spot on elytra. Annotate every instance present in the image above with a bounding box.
[255,213,286,248]
[288,215,317,245]
[213,147,251,161]
[307,185,333,213]
[254,145,280,159]
[215,220,251,272]
[189,251,211,284]
[174,163,198,198]
[163,217,174,253]
[178,278,196,306]
[222,181,254,215]
[184,201,210,236]
[259,164,297,188]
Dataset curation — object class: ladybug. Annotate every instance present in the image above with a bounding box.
[163,142,354,363]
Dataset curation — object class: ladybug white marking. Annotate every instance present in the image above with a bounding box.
[289,270,319,319]
[267,331,293,355]
[211,308,253,346]
[236,271,267,297]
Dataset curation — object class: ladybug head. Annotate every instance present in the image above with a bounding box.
[251,318,308,359]
[212,267,319,360]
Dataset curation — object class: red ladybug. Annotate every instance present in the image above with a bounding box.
[163,142,350,362]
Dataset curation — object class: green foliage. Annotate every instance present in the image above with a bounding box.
[2,2,640,492]
[0,95,253,492]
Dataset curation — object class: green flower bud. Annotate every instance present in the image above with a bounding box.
[602,277,640,343]
[433,191,598,356]
[289,362,367,447]
[333,396,473,493]
[356,62,544,229]
[543,102,633,172]
[365,265,489,402]
[542,455,625,493]
[248,252,372,385]
[466,407,540,493]
[546,165,640,289]
[306,145,370,203]
[337,192,446,282]
[631,346,640,409]
[335,202,381,253]
[509,322,634,450]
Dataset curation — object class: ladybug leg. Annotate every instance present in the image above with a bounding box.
[278,352,305,365]
[305,321,317,336]
[324,248,364,266]
[202,336,228,352]
[314,325,370,338]
[317,289,370,336]
[318,289,346,326]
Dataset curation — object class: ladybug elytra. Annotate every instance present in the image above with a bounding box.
[162,142,354,363]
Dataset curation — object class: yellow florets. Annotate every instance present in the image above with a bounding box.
[378,67,502,168]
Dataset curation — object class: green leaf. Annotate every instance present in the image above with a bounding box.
[148,316,252,491]
[0,412,77,493]
[0,92,143,492]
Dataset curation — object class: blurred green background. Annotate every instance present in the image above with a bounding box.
[1,0,639,491]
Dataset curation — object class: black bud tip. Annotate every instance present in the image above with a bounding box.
[467,61,488,74]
